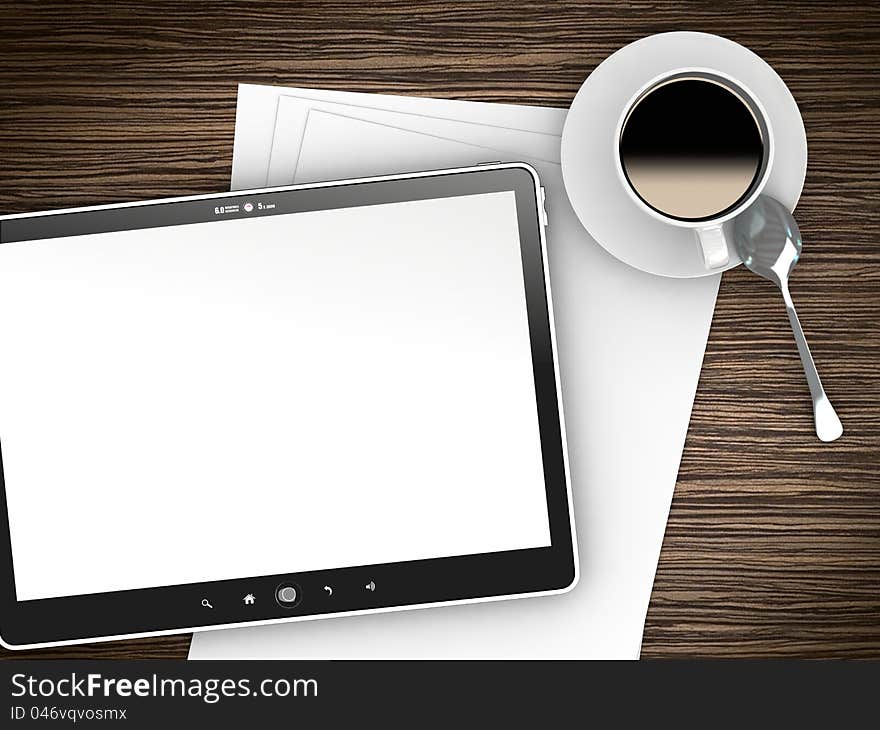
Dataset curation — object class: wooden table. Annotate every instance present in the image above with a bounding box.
[1,1,878,659]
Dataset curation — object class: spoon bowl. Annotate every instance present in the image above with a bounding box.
[734,196,801,285]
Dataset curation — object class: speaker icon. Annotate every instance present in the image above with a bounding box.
[365,580,376,592]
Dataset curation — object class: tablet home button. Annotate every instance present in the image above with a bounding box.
[275,583,301,608]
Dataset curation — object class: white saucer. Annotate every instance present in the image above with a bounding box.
[561,32,807,278]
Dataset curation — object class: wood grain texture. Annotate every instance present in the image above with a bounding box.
[0,0,878,659]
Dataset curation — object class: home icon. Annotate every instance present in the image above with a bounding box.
[243,593,255,605]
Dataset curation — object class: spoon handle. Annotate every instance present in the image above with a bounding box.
[780,284,843,442]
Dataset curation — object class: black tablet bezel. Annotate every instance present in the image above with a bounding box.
[0,164,575,648]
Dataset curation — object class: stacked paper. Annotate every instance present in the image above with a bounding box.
[188,84,720,659]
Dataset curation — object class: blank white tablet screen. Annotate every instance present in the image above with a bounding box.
[0,191,551,601]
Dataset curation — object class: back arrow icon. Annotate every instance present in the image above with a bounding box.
[323,585,333,596]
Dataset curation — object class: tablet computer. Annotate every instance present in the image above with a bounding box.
[0,163,575,649]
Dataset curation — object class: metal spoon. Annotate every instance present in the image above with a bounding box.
[732,195,843,442]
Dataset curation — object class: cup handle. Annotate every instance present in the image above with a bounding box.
[695,225,730,269]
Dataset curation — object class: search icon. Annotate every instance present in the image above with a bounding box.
[201,598,213,609]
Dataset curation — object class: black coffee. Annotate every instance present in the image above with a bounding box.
[619,77,765,222]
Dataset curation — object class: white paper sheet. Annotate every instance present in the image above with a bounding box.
[229,85,566,192]
[189,85,720,659]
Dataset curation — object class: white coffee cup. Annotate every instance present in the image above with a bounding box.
[614,68,774,270]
